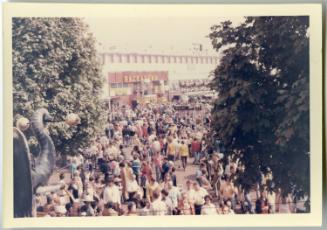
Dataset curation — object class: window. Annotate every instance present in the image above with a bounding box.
[110,83,118,88]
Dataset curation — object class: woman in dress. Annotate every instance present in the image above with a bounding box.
[201,195,218,215]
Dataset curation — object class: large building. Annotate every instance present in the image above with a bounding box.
[99,52,219,106]
[108,70,169,106]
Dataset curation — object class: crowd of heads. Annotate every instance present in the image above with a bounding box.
[33,101,308,217]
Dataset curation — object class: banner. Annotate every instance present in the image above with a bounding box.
[108,71,168,84]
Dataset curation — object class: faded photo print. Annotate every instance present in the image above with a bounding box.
[12,15,310,218]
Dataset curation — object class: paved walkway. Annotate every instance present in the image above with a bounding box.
[173,158,197,189]
[48,149,198,188]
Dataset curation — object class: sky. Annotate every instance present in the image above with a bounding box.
[84,16,244,56]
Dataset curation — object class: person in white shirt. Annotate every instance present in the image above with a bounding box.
[185,180,196,204]
[167,182,181,210]
[127,174,140,202]
[107,143,119,160]
[150,190,167,216]
[201,195,218,215]
[161,189,174,215]
[139,199,151,216]
[103,179,121,208]
[225,200,235,214]
[148,133,156,144]
[100,135,109,147]
[76,153,84,167]
[193,181,208,215]
[151,138,161,154]
[224,162,231,178]
[112,161,121,177]
[84,181,95,200]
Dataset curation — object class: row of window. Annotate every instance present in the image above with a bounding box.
[110,83,129,88]
[100,53,219,65]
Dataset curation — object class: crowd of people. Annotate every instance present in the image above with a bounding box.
[32,101,308,217]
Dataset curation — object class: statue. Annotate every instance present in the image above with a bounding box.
[13,108,80,217]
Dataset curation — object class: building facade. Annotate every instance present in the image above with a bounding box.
[99,52,219,106]
[108,71,169,106]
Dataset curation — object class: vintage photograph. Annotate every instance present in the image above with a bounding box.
[3,3,323,228]
[12,15,311,218]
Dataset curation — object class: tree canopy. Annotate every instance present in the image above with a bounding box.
[209,16,310,198]
[13,18,106,155]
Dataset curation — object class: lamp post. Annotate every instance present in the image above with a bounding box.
[107,84,114,141]
[108,86,111,120]
[143,78,150,97]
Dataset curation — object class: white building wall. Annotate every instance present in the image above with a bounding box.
[99,52,219,98]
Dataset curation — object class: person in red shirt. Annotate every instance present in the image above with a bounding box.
[140,161,152,199]
[191,138,202,165]
[142,124,148,140]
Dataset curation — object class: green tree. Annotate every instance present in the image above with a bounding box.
[209,17,310,198]
[13,18,106,156]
